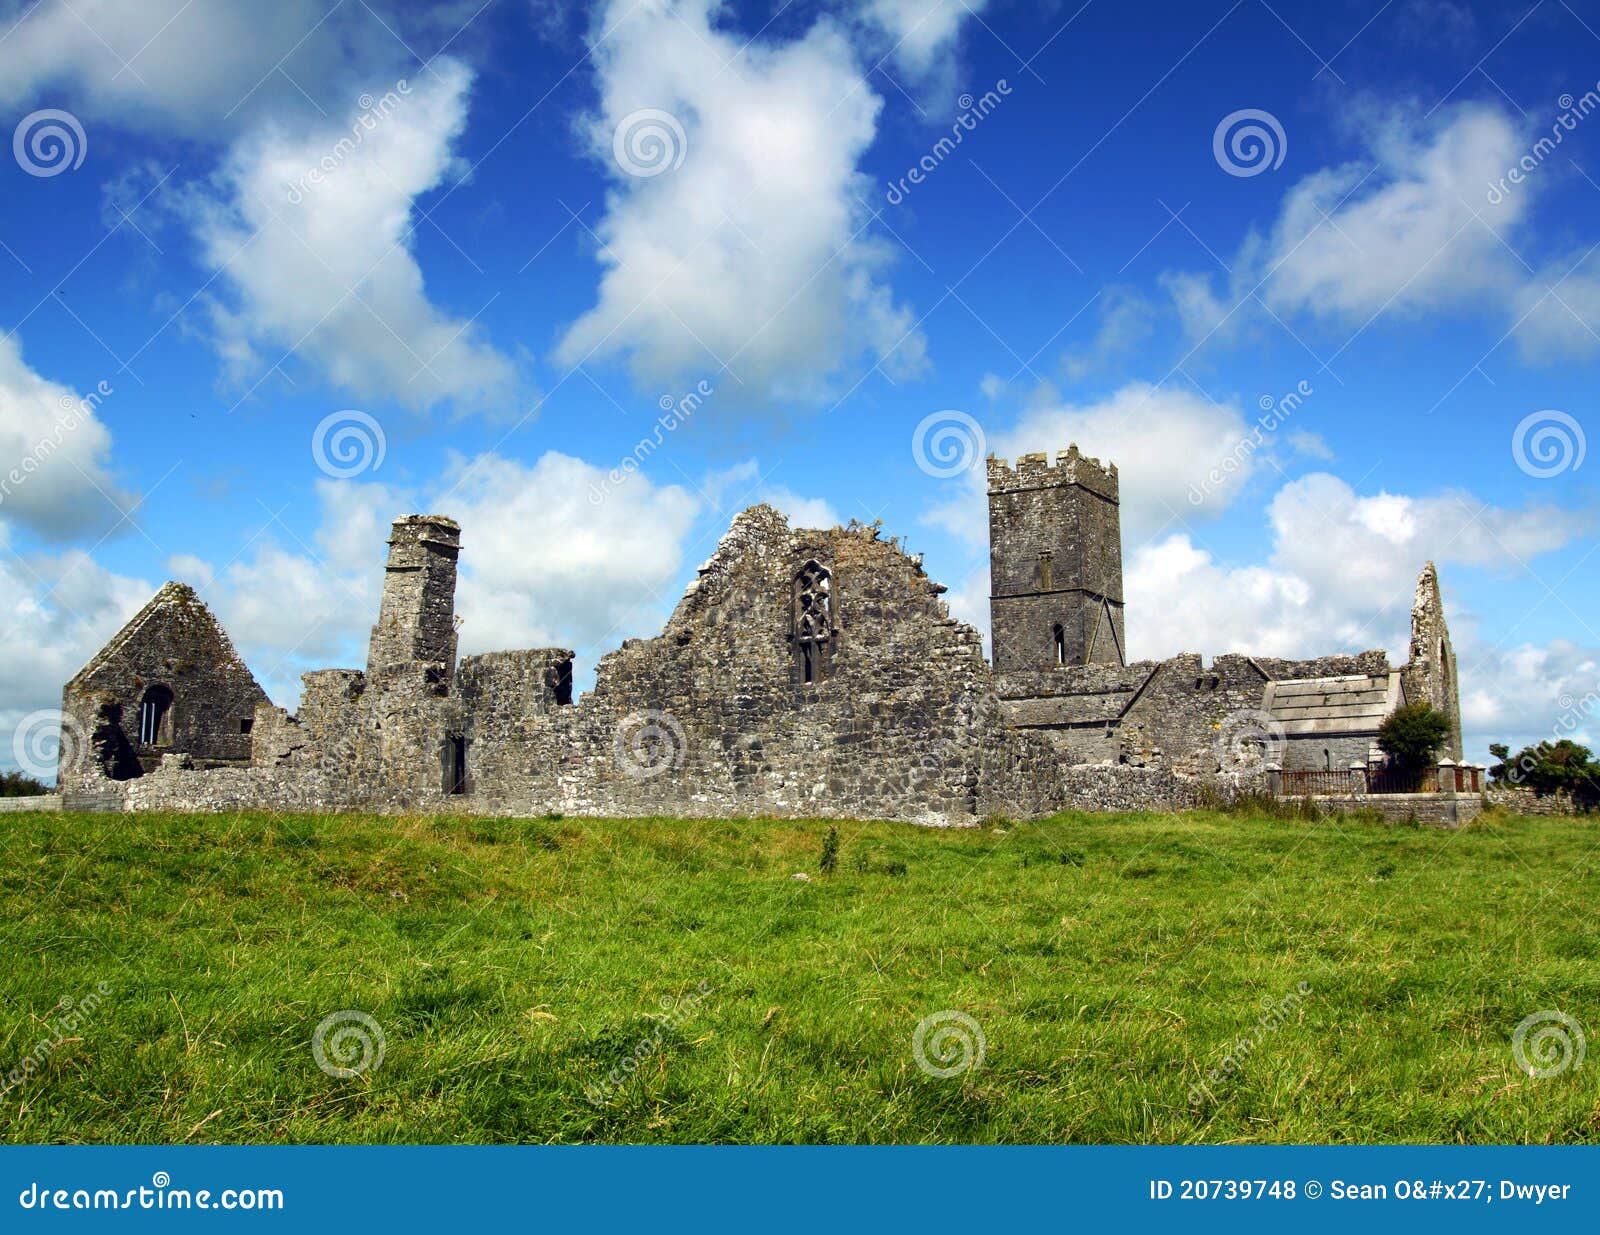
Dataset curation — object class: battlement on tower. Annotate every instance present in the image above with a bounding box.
[986,445,1119,501]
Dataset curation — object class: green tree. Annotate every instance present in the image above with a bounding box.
[0,771,50,797]
[1489,739,1599,805]
[1377,703,1452,772]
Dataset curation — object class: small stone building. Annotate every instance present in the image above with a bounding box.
[56,445,1464,822]
[60,582,268,785]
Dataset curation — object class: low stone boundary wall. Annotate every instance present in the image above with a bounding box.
[1484,787,1593,817]
[0,794,61,812]
[1298,791,1481,828]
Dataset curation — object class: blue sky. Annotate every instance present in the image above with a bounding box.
[0,0,1596,773]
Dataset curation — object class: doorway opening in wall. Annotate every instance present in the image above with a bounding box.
[138,685,173,746]
[449,736,467,795]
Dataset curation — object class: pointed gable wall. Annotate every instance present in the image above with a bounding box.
[62,582,269,782]
[1401,562,1463,761]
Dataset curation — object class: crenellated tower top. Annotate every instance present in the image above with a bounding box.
[985,444,1119,501]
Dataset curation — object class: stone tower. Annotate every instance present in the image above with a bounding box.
[1401,561,1463,761]
[366,515,461,692]
[987,446,1126,671]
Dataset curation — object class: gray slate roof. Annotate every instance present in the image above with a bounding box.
[1262,671,1402,736]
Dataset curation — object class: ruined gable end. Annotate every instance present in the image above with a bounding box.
[61,582,269,787]
[1401,562,1463,761]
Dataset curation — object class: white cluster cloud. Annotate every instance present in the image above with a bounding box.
[703,459,843,528]
[557,0,927,400]
[186,59,517,411]
[442,450,700,656]
[0,0,395,137]
[0,335,130,540]
[1458,638,1600,754]
[853,0,991,80]
[1128,474,1586,660]
[1261,104,1527,321]
[1169,103,1600,361]
[925,381,1259,548]
[0,528,152,774]
[1,2,514,413]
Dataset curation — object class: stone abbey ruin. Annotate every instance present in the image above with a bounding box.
[58,445,1463,823]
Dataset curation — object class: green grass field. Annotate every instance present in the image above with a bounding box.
[1,806,1595,1144]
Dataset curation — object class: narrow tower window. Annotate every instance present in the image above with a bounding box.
[1053,623,1066,665]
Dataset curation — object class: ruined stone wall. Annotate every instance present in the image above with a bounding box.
[1112,654,1273,773]
[76,495,1457,827]
[1486,787,1595,816]
[1302,792,1482,828]
[1401,563,1463,761]
[1254,651,1392,680]
[482,507,1003,824]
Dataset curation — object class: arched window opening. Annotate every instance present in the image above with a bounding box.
[793,562,832,686]
[138,685,173,746]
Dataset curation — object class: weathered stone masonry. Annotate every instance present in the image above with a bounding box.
[58,445,1464,824]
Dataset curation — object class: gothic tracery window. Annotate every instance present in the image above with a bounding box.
[793,562,832,685]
